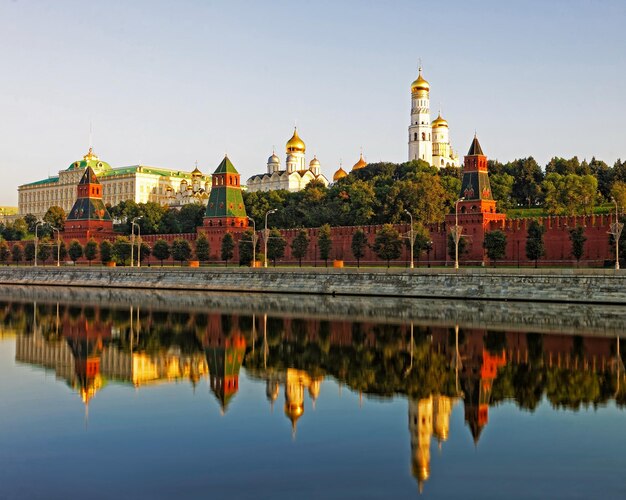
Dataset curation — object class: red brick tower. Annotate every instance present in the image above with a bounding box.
[63,166,114,243]
[445,136,506,264]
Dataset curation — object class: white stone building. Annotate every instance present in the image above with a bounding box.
[246,128,329,193]
[17,148,211,217]
[408,68,459,168]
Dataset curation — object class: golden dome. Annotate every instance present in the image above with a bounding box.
[191,166,202,176]
[309,156,320,167]
[411,68,430,93]
[333,167,348,181]
[285,402,304,423]
[286,128,306,153]
[432,113,448,128]
[83,147,99,162]
[352,153,367,171]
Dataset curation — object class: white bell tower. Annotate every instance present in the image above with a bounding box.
[408,67,432,165]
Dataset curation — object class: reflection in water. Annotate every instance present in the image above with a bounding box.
[4,300,626,494]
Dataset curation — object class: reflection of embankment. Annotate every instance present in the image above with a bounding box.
[2,285,626,338]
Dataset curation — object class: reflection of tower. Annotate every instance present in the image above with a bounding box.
[462,348,506,444]
[408,396,433,493]
[308,378,321,409]
[266,375,280,411]
[433,395,456,448]
[203,315,247,414]
[285,368,305,437]
[63,310,112,406]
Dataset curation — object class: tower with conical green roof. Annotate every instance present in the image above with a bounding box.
[64,166,114,242]
[203,155,248,230]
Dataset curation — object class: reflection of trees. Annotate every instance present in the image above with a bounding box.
[4,300,626,410]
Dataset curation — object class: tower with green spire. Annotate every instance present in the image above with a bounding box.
[203,155,249,230]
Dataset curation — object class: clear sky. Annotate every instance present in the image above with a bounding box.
[1,0,625,205]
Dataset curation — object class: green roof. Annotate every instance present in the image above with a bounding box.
[205,184,247,218]
[67,198,112,221]
[22,176,60,187]
[213,156,239,175]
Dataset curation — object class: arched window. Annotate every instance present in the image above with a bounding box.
[413,133,417,141]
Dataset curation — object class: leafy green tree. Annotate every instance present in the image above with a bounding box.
[11,244,23,265]
[195,233,210,262]
[291,229,310,267]
[113,236,132,265]
[177,204,207,233]
[351,229,368,268]
[483,230,507,267]
[542,173,598,215]
[84,239,98,266]
[490,173,515,211]
[139,241,151,264]
[0,240,10,265]
[24,241,36,263]
[43,206,66,231]
[267,228,286,266]
[373,224,402,267]
[172,238,192,266]
[526,220,545,268]
[24,214,39,234]
[68,240,83,264]
[99,240,113,264]
[237,229,257,266]
[569,226,586,265]
[611,181,626,210]
[318,224,332,266]
[37,239,51,265]
[508,157,543,207]
[152,239,171,266]
[220,233,235,266]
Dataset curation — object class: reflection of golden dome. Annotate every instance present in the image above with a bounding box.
[333,167,348,182]
[432,113,448,128]
[352,153,367,171]
[286,128,306,153]
[285,402,304,421]
[411,68,430,93]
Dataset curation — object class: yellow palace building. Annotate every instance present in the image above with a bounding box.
[17,147,211,217]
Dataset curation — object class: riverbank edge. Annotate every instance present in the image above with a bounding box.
[0,267,624,305]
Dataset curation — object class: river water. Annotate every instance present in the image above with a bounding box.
[0,290,625,499]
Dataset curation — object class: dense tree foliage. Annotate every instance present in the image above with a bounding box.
[318,224,332,266]
[569,226,587,264]
[152,239,171,266]
[220,233,235,266]
[351,229,367,267]
[172,238,192,266]
[194,233,210,262]
[483,230,507,266]
[84,239,98,265]
[99,240,113,264]
[291,229,310,267]
[526,221,545,268]
[68,240,83,264]
[373,224,402,267]
[267,228,286,266]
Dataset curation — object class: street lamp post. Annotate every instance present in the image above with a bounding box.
[131,216,142,268]
[34,221,43,267]
[610,197,623,271]
[50,226,61,267]
[426,240,433,268]
[248,217,256,267]
[264,209,277,268]
[454,197,465,270]
[404,209,414,269]
[132,221,142,267]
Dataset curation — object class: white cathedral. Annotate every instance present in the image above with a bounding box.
[246,128,330,193]
[408,67,459,168]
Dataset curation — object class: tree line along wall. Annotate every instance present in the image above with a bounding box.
[2,213,620,267]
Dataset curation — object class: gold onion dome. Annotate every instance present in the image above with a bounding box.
[432,113,448,128]
[191,166,202,176]
[309,156,320,167]
[352,153,367,171]
[411,68,430,93]
[286,128,306,153]
[333,166,348,181]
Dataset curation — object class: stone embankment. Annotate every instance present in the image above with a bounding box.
[0,267,624,304]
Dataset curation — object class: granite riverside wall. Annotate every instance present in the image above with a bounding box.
[0,267,625,304]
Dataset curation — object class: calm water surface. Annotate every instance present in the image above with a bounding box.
[0,297,625,499]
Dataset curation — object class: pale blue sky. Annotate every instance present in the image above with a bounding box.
[1,0,625,205]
